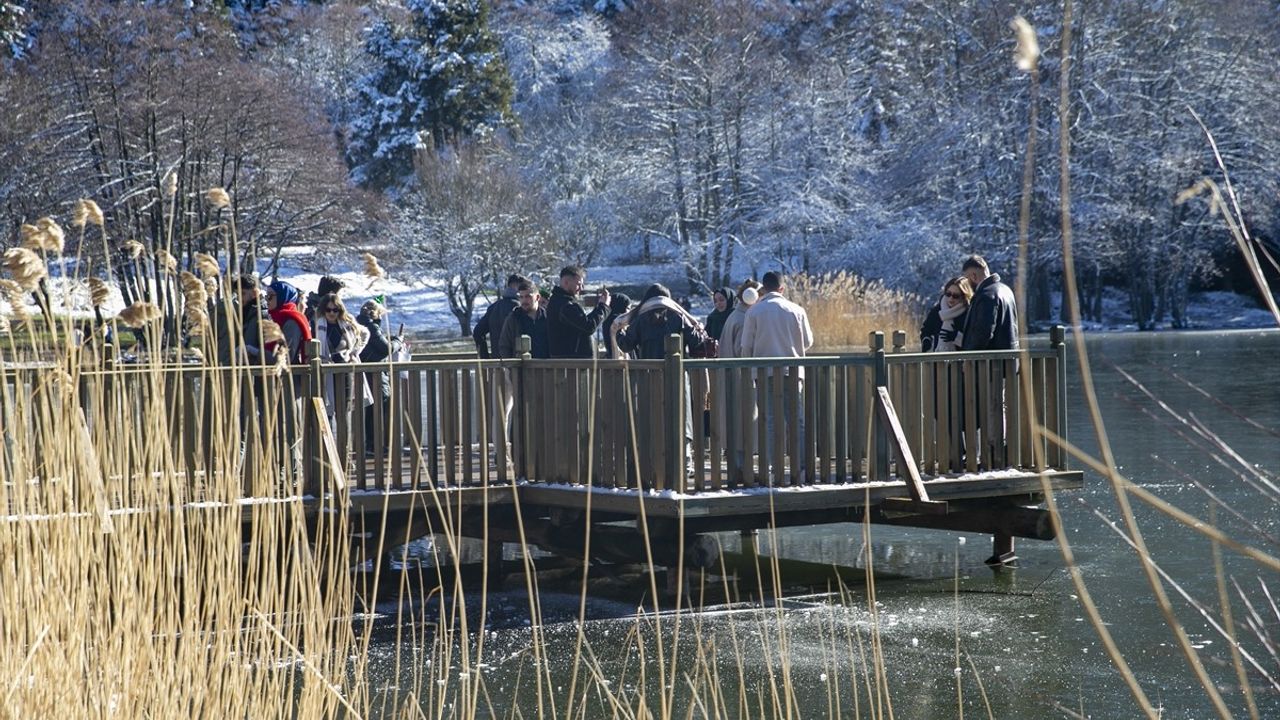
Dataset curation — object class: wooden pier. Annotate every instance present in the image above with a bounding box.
[2,328,1080,574]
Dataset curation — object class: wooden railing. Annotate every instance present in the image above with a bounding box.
[0,328,1067,506]
[310,327,1068,495]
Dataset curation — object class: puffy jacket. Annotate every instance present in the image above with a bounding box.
[961,274,1019,351]
[546,286,608,358]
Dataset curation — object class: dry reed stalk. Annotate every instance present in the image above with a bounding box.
[787,272,922,351]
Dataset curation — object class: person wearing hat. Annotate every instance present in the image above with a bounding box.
[602,291,632,358]
[265,280,312,365]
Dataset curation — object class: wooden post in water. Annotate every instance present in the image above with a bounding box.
[1051,325,1067,469]
[664,334,685,493]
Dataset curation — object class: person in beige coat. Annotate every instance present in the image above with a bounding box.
[715,279,762,482]
[740,272,813,482]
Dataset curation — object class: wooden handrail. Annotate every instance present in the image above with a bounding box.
[0,327,1068,500]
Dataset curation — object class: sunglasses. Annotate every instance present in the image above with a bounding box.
[324,307,340,314]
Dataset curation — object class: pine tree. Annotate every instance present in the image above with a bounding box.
[345,0,515,192]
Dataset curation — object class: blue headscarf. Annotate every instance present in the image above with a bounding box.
[268,280,301,307]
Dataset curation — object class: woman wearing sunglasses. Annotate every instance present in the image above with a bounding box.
[314,293,373,416]
[920,276,973,352]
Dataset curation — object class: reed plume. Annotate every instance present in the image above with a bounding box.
[118,301,162,329]
[162,169,178,199]
[19,223,40,249]
[194,252,220,278]
[71,198,105,228]
[3,247,48,291]
[36,217,65,253]
[260,318,284,345]
[205,187,231,209]
[1011,16,1040,72]
[123,240,145,259]
[363,252,386,280]
[179,271,208,307]
[87,277,111,307]
[0,279,30,320]
[155,248,177,273]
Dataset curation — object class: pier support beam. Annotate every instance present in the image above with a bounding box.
[986,532,1017,566]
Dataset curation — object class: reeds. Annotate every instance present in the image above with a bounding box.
[787,271,923,350]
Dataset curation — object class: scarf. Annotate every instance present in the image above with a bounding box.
[611,295,705,355]
[315,315,361,362]
[705,286,736,340]
[267,299,312,363]
[936,300,966,352]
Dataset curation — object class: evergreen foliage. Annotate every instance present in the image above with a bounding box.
[345,0,515,192]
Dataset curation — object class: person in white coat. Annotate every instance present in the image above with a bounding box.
[741,272,814,482]
[716,279,762,482]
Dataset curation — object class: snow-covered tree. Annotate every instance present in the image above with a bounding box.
[0,0,27,56]
[393,145,558,335]
[345,0,515,192]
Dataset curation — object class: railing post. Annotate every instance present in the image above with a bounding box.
[305,338,323,495]
[1051,325,1067,469]
[665,333,685,492]
[870,331,889,481]
[892,330,907,353]
[515,334,532,479]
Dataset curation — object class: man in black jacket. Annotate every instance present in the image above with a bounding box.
[472,274,528,358]
[959,255,1018,478]
[961,255,1019,351]
[547,265,610,358]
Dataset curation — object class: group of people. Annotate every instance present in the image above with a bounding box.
[471,266,816,365]
[215,274,399,368]
[919,255,1019,354]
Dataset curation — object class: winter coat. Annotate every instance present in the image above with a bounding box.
[497,306,550,359]
[921,301,968,352]
[547,286,608,359]
[704,287,736,340]
[472,289,519,359]
[961,274,1019,351]
[316,315,372,408]
[315,316,366,364]
[616,299,709,360]
[357,311,391,363]
[356,311,393,401]
[741,292,814,359]
[266,281,312,365]
[718,305,751,359]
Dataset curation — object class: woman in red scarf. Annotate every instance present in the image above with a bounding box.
[265,280,312,364]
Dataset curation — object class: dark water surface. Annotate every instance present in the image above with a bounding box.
[364,329,1280,718]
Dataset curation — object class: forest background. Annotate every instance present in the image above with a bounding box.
[1,0,1277,336]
